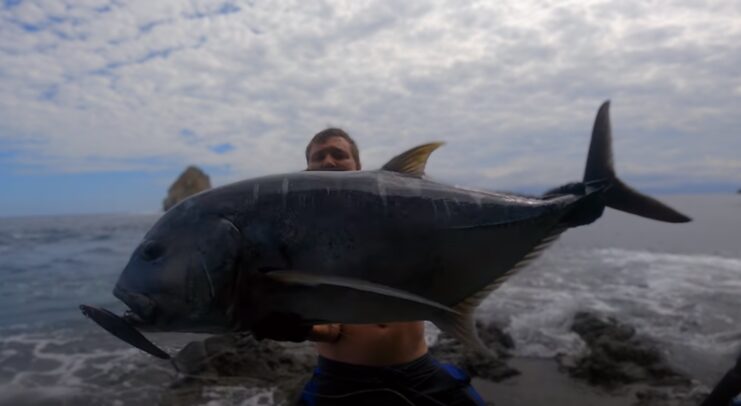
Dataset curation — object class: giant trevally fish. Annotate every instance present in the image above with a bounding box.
[81,102,690,359]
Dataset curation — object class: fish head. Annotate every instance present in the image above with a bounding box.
[114,199,242,332]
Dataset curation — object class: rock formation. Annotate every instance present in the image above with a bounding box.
[165,333,315,405]
[559,312,691,387]
[558,311,707,405]
[163,166,211,211]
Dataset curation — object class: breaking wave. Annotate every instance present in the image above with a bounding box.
[477,246,741,381]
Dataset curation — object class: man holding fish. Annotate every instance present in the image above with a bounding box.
[251,127,488,405]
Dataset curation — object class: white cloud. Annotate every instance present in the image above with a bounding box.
[0,0,739,191]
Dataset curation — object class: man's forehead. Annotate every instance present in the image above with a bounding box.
[309,137,352,153]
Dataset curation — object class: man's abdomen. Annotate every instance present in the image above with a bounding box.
[315,322,427,366]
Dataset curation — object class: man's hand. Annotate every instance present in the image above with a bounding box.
[251,312,312,342]
[308,324,342,343]
[250,313,342,343]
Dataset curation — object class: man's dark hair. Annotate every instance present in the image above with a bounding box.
[305,128,361,169]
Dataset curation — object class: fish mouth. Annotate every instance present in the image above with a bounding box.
[122,309,150,326]
[113,285,158,328]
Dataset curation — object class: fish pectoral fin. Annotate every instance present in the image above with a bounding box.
[265,271,492,356]
[381,142,444,176]
[265,270,458,315]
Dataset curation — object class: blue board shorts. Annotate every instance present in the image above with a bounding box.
[298,353,487,405]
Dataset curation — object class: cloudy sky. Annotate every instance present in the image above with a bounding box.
[1,0,739,216]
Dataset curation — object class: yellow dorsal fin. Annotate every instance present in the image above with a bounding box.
[381,142,444,176]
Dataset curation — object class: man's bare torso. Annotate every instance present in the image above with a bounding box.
[315,321,427,366]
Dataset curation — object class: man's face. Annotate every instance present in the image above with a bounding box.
[307,137,359,171]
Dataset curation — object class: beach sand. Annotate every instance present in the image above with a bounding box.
[478,357,639,406]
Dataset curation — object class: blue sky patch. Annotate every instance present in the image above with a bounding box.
[39,85,58,101]
[139,19,169,34]
[20,22,41,32]
[179,128,197,143]
[185,2,241,19]
[3,0,21,9]
[209,143,235,155]
[0,168,173,216]
[139,47,174,63]
[218,3,241,15]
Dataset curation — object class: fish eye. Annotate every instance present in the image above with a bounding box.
[140,240,165,261]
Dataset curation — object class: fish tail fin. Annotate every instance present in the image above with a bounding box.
[584,101,691,223]
[549,101,691,226]
[602,178,691,223]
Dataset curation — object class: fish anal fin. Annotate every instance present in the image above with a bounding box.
[433,304,494,358]
[432,227,567,356]
[265,270,459,315]
[381,142,444,176]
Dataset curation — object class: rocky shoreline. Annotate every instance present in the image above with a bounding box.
[557,312,707,406]
[160,312,711,405]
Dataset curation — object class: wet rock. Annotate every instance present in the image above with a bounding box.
[164,334,314,405]
[172,333,314,379]
[633,387,710,406]
[560,312,691,389]
[163,166,211,211]
[429,321,520,382]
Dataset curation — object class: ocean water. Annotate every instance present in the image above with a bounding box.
[1,195,740,404]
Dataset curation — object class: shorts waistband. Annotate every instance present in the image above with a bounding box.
[315,353,437,380]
